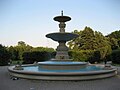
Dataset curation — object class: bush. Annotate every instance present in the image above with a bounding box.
[0,44,11,66]
[69,50,94,62]
[111,49,120,64]
[69,50,103,63]
[22,51,51,64]
[50,51,56,59]
[88,51,101,63]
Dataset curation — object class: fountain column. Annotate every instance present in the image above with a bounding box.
[55,13,69,60]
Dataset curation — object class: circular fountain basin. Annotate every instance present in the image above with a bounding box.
[46,32,79,41]
[8,61,117,80]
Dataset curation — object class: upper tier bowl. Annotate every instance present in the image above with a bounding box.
[54,16,71,22]
[46,32,78,41]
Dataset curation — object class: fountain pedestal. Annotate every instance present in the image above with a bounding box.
[55,41,69,60]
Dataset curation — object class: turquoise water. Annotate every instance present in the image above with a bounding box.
[38,61,87,65]
[23,65,104,72]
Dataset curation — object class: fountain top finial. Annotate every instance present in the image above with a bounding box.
[61,10,63,16]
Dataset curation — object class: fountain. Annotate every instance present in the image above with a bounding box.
[8,11,117,80]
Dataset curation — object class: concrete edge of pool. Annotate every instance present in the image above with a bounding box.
[8,64,118,81]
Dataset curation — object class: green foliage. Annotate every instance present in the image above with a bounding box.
[111,49,120,64]
[0,44,11,66]
[89,51,101,63]
[69,50,102,63]
[68,26,112,63]
[70,50,94,62]
[107,30,120,48]
[31,47,54,52]
[50,51,56,58]
[2,28,120,65]
[18,41,26,46]
[107,30,120,39]
[7,41,55,64]
[22,51,51,64]
[14,41,33,60]
[107,37,119,50]
[8,46,19,60]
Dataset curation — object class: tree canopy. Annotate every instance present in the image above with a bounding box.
[0,44,11,65]
[7,41,55,63]
[68,27,112,63]
[106,30,120,49]
[1,27,120,65]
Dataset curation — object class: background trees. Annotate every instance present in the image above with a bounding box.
[106,30,120,64]
[0,27,120,65]
[22,51,51,64]
[111,49,120,64]
[0,44,11,65]
[106,30,120,49]
[68,27,112,63]
[8,41,55,64]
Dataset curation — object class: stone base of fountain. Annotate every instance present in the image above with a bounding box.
[8,64,117,80]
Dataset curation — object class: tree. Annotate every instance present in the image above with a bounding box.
[107,30,120,48]
[68,27,112,63]
[18,41,26,46]
[8,46,19,60]
[0,44,11,65]
[111,49,120,64]
[22,51,51,64]
[14,41,33,60]
[106,37,119,50]
[7,41,55,64]
[31,47,54,52]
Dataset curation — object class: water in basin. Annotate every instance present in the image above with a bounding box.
[23,65,104,72]
[38,61,87,65]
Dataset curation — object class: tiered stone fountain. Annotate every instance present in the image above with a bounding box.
[46,11,78,61]
[37,11,87,71]
[8,11,117,80]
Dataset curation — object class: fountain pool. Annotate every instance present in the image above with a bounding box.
[8,62,117,80]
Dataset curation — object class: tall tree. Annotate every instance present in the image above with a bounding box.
[68,26,112,62]
[8,46,19,60]
[18,41,26,46]
[14,41,33,60]
[0,44,11,65]
[107,30,120,48]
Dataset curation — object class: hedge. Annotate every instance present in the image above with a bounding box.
[22,51,51,64]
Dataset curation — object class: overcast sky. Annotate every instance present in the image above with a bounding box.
[0,0,120,48]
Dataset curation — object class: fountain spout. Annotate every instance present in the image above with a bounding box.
[61,10,63,16]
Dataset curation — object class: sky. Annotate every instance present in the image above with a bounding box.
[0,0,120,48]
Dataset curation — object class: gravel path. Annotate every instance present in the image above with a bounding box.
[0,66,120,90]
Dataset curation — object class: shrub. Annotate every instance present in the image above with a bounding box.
[0,44,11,66]
[22,51,51,64]
[50,51,56,59]
[88,51,101,63]
[111,49,120,64]
[69,50,103,63]
[69,50,94,62]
